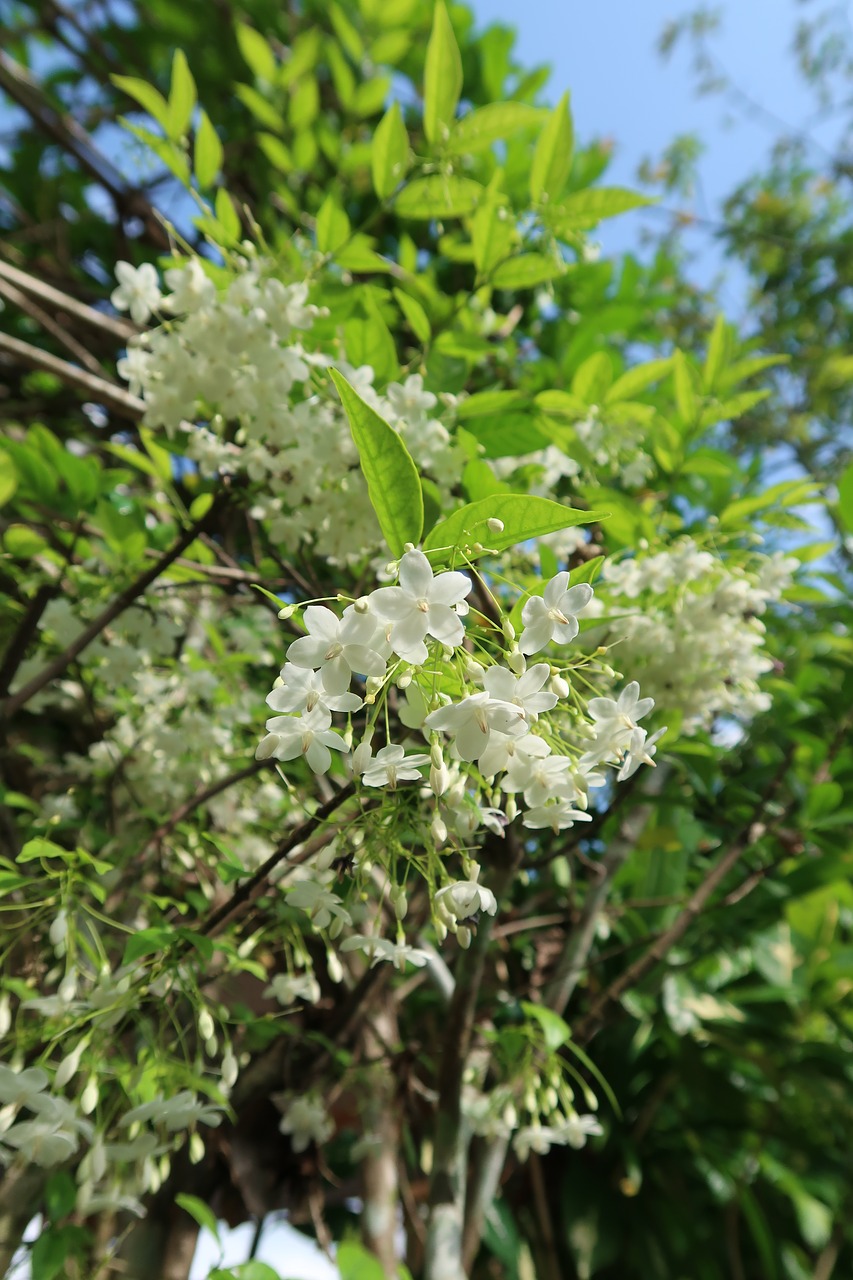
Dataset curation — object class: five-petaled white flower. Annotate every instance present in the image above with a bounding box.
[286,880,352,930]
[256,705,348,773]
[482,663,558,721]
[435,880,498,919]
[370,549,472,665]
[266,664,362,717]
[518,577,593,655]
[424,692,527,762]
[522,800,595,833]
[111,261,161,325]
[588,681,655,732]
[340,935,430,970]
[617,725,666,780]
[286,605,386,693]
[360,744,430,790]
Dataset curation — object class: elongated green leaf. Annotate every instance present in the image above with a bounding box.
[423,1,463,145]
[492,253,565,289]
[112,75,171,131]
[702,314,729,393]
[371,102,409,200]
[394,175,483,219]
[606,357,673,403]
[0,454,18,507]
[214,188,240,243]
[234,83,285,130]
[530,91,573,204]
[423,494,606,560]
[673,350,697,427]
[235,23,276,82]
[521,1001,570,1051]
[329,370,423,556]
[472,191,514,275]
[167,50,196,140]
[838,460,853,532]
[448,102,543,153]
[393,288,431,342]
[316,196,350,253]
[194,111,223,188]
[547,186,652,233]
[176,1194,220,1244]
[258,132,292,172]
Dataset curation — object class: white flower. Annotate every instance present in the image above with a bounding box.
[360,744,430,789]
[1,1119,79,1167]
[256,706,348,774]
[286,880,352,931]
[263,972,321,1006]
[482,663,558,721]
[588,681,655,732]
[120,1091,224,1131]
[0,1065,49,1108]
[266,664,362,716]
[480,732,551,781]
[518,577,593,655]
[111,261,161,324]
[275,1093,333,1152]
[523,800,595,833]
[435,880,498,920]
[286,606,386,693]
[163,258,216,314]
[340,935,430,970]
[424,692,527,762]
[502,752,573,807]
[370,549,472,664]
[558,1113,604,1149]
[385,374,437,426]
[617,725,666,781]
[512,1125,566,1160]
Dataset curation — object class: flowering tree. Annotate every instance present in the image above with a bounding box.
[0,3,851,1279]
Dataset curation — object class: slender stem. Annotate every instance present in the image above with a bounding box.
[0,275,104,372]
[0,259,137,341]
[141,758,270,857]
[1,494,229,720]
[0,584,55,697]
[0,331,144,419]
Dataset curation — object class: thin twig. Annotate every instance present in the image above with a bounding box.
[141,758,270,857]
[0,331,144,419]
[0,258,137,341]
[0,275,104,373]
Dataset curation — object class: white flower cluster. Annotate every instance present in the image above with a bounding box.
[114,259,463,564]
[258,548,663,955]
[587,539,797,729]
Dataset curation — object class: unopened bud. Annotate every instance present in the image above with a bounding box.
[507,649,526,675]
[221,1049,239,1089]
[550,674,569,698]
[49,911,67,950]
[391,887,408,920]
[327,950,344,983]
[352,742,373,774]
[465,659,485,684]
[431,810,448,844]
[366,675,383,696]
[430,764,449,797]
[328,914,345,940]
[396,671,412,689]
[198,1009,215,1042]
[278,604,295,620]
[80,1077,99,1116]
[457,926,472,950]
[0,994,10,1039]
[505,796,517,823]
[487,518,505,534]
[189,1133,205,1165]
[501,618,515,642]
[430,741,444,768]
[205,1035,218,1058]
[55,1039,87,1088]
[353,596,370,613]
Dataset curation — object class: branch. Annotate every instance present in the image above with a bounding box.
[1,493,229,720]
[141,758,270,857]
[0,583,55,698]
[0,275,104,372]
[0,259,137,341]
[0,331,144,419]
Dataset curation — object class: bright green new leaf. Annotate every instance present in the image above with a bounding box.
[316,196,351,253]
[521,1001,570,1051]
[448,102,543,153]
[214,188,241,243]
[394,175,484,219]
[176,1194,221,1244]
[546,186,653,233]
[573,351,613,403]
[258,133,292,172]
[337,1241,388,1280]
[111,75,171,132]
[529,91,573,204]
[838,460,853,532]
[234,84,285,131]
[423,494,606,560]
[423,1,463,145]
[167,50,196,140]
[194,111,223,188]
[235,23,276,82]
[290,77,319,130]
[703,314,730,393]
[0,454,18,507]
[472,191,514,275]
[673,350,698,427]
[393,288,431,342]
[330,4,363,60]
[18,838,70,864]
[606,357,673,403]
[491,253,565,289]
[371,102,409,200]
[329,369,423,557]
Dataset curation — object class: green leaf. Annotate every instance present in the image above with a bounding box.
[0,454,18,507]
[194,111,223,188]
[472,192,514,275]
[31,1229,70,1280]
[176,1193,221,1243]
[530,91,573,204]
[111,75,171,132]
[258,133,292,172]
[394,175,483,219]
[521,1001,570,1051]
[330,4,363,60]
[448,102,543,153]
[572,351,612,403]
[235,23,276,82]
[122,927,174,965]
[456,390,525,420]
[122,120,190,183]
[606,357,673,403]
[546,186,653,233]
[234,84,285,131]
[371,102,409,200]
[290,77,319,130]
[838,460,853,533]
[316,196,351,254]
[393,288,431,343]
[673,350,698,427]
[423,495,605,560]
[167,50,196,140]
[464,411,552,458]
[329,370,423,556]
[18,838,70,864]
[336,1242,388,1280]
[702,314,729,393]
[214,188,241,244]
[343,296,398,384]
[491,253,565,289]
[423,0,463,145]
[44,1172,77,1223]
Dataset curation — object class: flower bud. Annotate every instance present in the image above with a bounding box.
[327,949,344,983]
[505,796,517,823]
[0,994,11,1039]
[91,1141,107,1181]
[198,1009,215,1042]
[464,659,485,684]
[49,910,68,950]
[328,914,345,940]
[551,674,570,698]
[353,596,370,613]
[434,917,448,942]
[501,617,515,642]
[430,764,449,798]
[58,972,77,1004]
[205,1035,218,1058]
[507,649,526,675]
[278,604,295,620]
[55,1039,87,1088]
[366,675,383,696]
[391,887,408,920]
[81,1076,99,1115]
[396,671,412,689]
[189,1133,205,1165]
[352,742,373,774]
[487,518,505,534]
[431,810,448,844]
[221,1049,239,1089]
[457,925,472,950]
